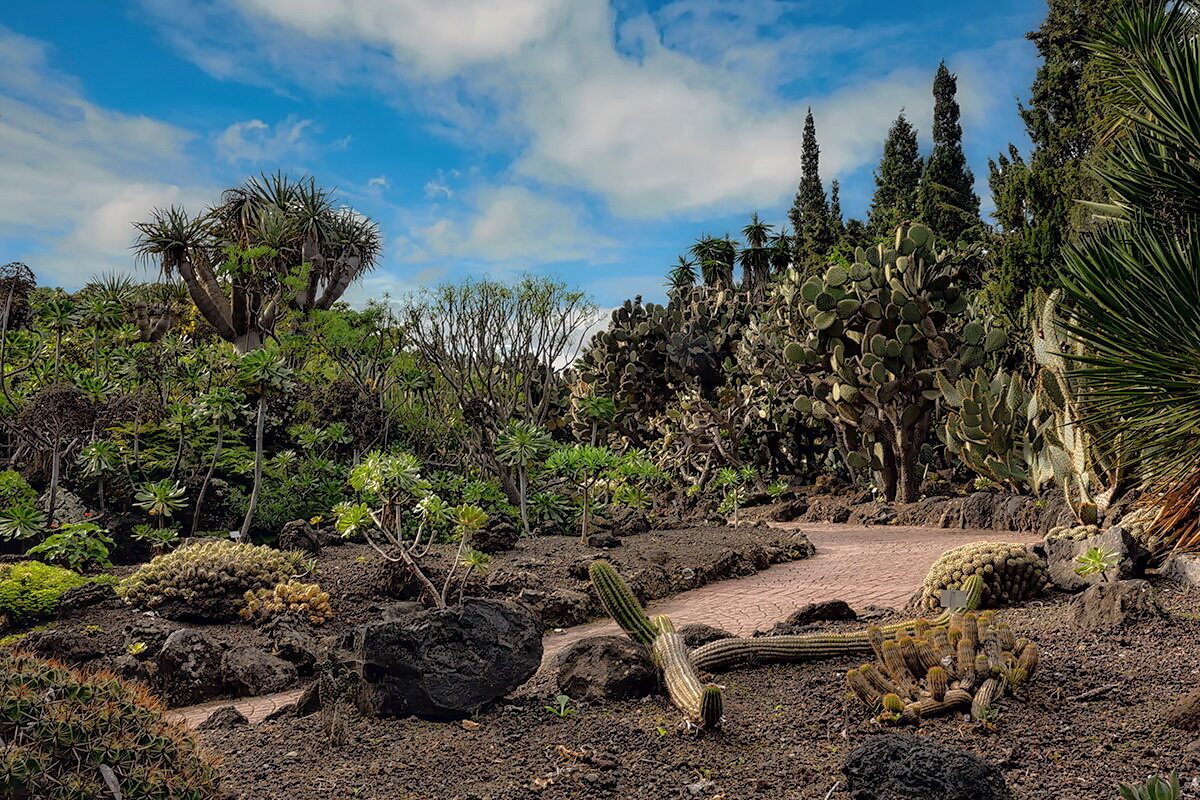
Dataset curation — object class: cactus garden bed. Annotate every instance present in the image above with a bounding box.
[192,579,1200,800]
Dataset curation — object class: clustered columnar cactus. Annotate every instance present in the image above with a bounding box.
[120,539,305,622]
[918,542,1047,611]
[589,561,723,728]
[0,652,223,800]
[1046,524,1101,542]
[688,574,985,673]
[845,610,1040,727]
[938,368,1051,493]
[782,223,1004,503]
[240,581,331,626]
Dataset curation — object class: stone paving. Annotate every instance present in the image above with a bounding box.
[168,522,1041,728]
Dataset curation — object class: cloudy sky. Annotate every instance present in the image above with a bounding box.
[1,0,1044,306]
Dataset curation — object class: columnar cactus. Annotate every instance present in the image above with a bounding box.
[781,222,1004,502]
[690,574,985,672]
[917,542,1048,610]
[588,560,657,646]
[651,615,724,728]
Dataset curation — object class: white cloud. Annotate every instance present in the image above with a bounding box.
[367,175,390,190]
[414,185,613,265]
[144,0,966,219]
[0,26,211,287]
[214,114,315,163]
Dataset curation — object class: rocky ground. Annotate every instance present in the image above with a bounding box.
[3,522,814,709]
[199,579,1200,800]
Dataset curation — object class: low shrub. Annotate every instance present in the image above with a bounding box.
[0,651,223,800]
[119,539,304,622]
[0,561,89,622]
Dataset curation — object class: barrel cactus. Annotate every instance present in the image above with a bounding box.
[241,580,332,626]
[918,542,1048,610]
[0,651,224,799]
[781,222,1004,502]
[120,539,305,622]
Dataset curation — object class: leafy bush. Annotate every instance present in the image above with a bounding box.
[0,651,223,800]
[0,470,36,507]
[0,561,88,622]
[25,522,113,571]
[120,539,304,622]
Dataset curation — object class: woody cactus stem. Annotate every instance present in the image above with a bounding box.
[589,560,658,646]
[651,615,723,728]
[691,575,985,673]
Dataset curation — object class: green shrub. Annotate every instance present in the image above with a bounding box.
[0,470,36,507]
[0,651,223,799]
[0,562,88,622]
[119,539,304,622]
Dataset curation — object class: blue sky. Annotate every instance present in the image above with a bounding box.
[0,0,1045,308]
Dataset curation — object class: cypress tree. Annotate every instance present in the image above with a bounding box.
[917,62,981,241]
[985,0,1125,321]
[789,109,835,273]
[868,113,923,235]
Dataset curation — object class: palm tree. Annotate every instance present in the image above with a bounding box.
[738,213,774,296]
[665,256,698,299]
[768,228,793,277]
[190,388,248,535]
[133,172,383,353]
[236,349,292,536]
[1057,2,1200,553]
[690,236,736,289]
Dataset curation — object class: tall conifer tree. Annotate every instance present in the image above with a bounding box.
[789,109,835,273]
[985,0,1125,320]
[917,63,981,241]
[868,113,923,235]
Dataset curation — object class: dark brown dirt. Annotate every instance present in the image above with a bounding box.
[199,580,1200,800]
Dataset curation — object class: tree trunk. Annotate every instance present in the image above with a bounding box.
[517,469,530,536]
[192,427,224,536]
[233,331,264,355]
[240,398,266,537]
[46,444,61,528]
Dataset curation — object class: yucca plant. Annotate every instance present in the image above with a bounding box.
[1058,2,1200,553]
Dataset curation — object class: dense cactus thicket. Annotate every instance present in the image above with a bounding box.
[241,580,331,626]
[120,539,304,622]
[0,652,223,800]
[782,222,1004,502]
[918,542,1048,610]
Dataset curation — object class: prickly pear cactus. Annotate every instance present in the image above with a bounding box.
[938,368,1052,494]
[782,222,1004,502]
[918,541,1048,610]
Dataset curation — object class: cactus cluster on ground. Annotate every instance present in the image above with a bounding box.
[846,609,1039,726]
[0,651,223,799]
[241,580,332,626]
[917,542,1047,611]
[1046,524,1101,541]
[120,539,305,621]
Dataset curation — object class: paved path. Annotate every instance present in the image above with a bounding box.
[169,523,1041,728]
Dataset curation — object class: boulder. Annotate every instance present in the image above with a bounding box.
[1161,552,1200,589]
[19,628,104,664]
[516,587,592,628]
[842,733,1009,800]
[352,598,542,719]
[677,623,734,648]
[1040,526,1149,591]
[1166,687,1200,731]
[156,629,227,706]
[769,498,808,523]
[377,600,426,620]
[586,531,621,549]
[262,616,321,671]
[56,581,120,613]
[123,617,179,659]
[278,519,324,554]
[473,518,520,554]
[554,635,656,702]
[1067,580,1165,631]
[608,507,651,537]
[196,705,248,730]
[221,646,298,696]
[787,599,857,625]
